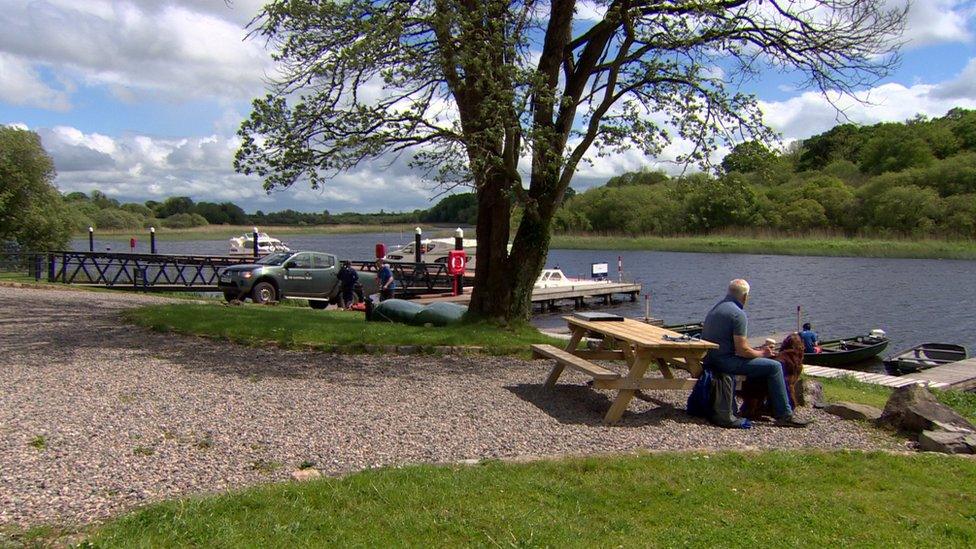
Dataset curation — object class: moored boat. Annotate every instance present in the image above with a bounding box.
[803,330,889,367]
[534,268,614,289]
[883,343,968,374]
[228,229,290,256]
[385,237,478,269]
[663,322,704,337]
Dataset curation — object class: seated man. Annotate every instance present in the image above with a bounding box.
[799,322,819,353]
[701,279,810,428]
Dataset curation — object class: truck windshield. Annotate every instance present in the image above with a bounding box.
[256,252,292,265]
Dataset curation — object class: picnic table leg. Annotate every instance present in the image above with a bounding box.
[544,327,585,388]
[604,351,653,424]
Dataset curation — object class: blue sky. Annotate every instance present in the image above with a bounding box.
[3,0,976,213]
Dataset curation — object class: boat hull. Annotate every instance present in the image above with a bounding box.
[803,336,889,367]
[883,343,968,374]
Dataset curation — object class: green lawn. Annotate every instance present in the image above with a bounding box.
[124,303,564,355]
[82,451,976,547]
[550,234,976,260]
[816,375,976,424]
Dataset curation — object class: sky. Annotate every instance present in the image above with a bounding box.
[3,0,976,214]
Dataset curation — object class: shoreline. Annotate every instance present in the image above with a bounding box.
[71,227,976,260]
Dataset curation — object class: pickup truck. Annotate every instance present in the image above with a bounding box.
[217,251,379,308]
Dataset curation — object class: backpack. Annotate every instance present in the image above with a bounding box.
[686,369,714,418]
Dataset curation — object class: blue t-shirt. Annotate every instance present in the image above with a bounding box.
[378,265,395,289]
[701,295,748,362]
[799,330,818,353]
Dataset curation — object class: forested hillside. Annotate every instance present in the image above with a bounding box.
[555,108,976,238]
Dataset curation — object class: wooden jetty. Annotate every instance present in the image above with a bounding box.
[411,281,642,311]
[907,358,976,391]
[802,365,950,389]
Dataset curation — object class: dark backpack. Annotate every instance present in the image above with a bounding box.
[686,369,714,418]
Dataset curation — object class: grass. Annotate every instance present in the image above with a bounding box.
[123,302,564,355]
[28,435,47,451]
[550,233,976,260]
[816,375,976,424]
[82,451,976,547]
[83,223,447,241]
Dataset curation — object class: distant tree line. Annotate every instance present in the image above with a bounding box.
[59,191,479,233]
[555,108,976,238]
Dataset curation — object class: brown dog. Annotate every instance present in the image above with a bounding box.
[738,333,805,419]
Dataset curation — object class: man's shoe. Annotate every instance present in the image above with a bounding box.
[773,414,812,428]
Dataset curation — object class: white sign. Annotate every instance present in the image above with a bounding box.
[591,262,609,277]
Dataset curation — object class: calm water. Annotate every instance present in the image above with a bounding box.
[73,232,976,369]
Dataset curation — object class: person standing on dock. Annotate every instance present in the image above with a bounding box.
[376,259,395,301]
[701,279,811,428]
[799,322,820,353]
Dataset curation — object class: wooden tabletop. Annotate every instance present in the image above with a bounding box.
[564,316,718,351]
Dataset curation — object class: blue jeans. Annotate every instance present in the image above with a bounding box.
[709,356,792,418]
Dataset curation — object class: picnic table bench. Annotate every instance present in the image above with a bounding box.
[532,316,718,424]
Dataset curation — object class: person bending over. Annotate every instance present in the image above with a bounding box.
[701,279,810,428]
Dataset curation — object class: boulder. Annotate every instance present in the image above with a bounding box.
[796,378,823,408]
[918,430,976,455]
[879,385,976,434]
[824,401,883,421]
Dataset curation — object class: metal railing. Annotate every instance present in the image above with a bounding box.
[45,251,255,290]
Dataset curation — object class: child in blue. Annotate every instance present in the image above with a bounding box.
[375,259,395,301]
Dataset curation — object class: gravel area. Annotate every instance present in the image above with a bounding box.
[0,286,905,527]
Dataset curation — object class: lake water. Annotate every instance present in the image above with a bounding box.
[73,232,976,370]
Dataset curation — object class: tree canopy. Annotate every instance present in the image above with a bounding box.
[236,0,907,320]
[0,127,73,250]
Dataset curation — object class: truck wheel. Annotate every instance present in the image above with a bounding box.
[251,281,276,304]
[309,300,328,310]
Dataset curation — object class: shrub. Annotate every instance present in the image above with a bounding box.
[92,208,145,230]
[160,213,209,229]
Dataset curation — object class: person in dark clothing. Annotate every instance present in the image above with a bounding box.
[799,322,819,353]
[337,260,360,309]
[701,279,811,428]
[375,259,396,301]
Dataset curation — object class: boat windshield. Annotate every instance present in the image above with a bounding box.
[256,252,293,266]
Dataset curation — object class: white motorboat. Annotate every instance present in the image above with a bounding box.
[534,268,614,289]
[385,237,479,269]
[228,230,291,256]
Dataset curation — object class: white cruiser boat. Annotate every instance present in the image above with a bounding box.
[228,230,291,256]
[535,268,615,289]
[386,237,479,269]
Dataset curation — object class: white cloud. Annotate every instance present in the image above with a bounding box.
[0,0,272,106]
[0,52,71,110]
[30,124,439,212]
[895,0,976,47]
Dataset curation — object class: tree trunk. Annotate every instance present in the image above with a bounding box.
[467,171,513,320]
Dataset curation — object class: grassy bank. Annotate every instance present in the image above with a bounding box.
[82,451,976,546]
[816,375,976,423]
[550,233,976,260]
[124,302,562,355]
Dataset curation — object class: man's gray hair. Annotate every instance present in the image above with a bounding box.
[728,279,750,298]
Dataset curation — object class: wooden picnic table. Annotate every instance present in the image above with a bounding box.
[533,316,718,424]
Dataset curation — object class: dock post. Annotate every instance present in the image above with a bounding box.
[414,227,423,264]
[150,227,157,254]
[88,226,94,252]
[252,227,259,258]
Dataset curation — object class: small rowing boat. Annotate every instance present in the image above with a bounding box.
[803,331,889,367]
[883,343,968,374]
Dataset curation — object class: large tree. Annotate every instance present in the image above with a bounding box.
[236,0,906,321]
[0,127,73,251]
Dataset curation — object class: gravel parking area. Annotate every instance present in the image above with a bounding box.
[0,286,904,527]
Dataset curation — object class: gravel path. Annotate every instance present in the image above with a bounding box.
[0,286,905,527]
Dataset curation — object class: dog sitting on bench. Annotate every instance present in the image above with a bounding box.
[739,333,805,419]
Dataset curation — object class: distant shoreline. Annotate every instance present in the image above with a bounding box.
[74,226,976,260]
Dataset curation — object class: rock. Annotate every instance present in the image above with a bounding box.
[918,430,976,454]
[879,385,976,434]
[396,345,418,355]
[796,378,823,407]
[290,468,322,481]
[824,401,883,421]
[457,458,480,465]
